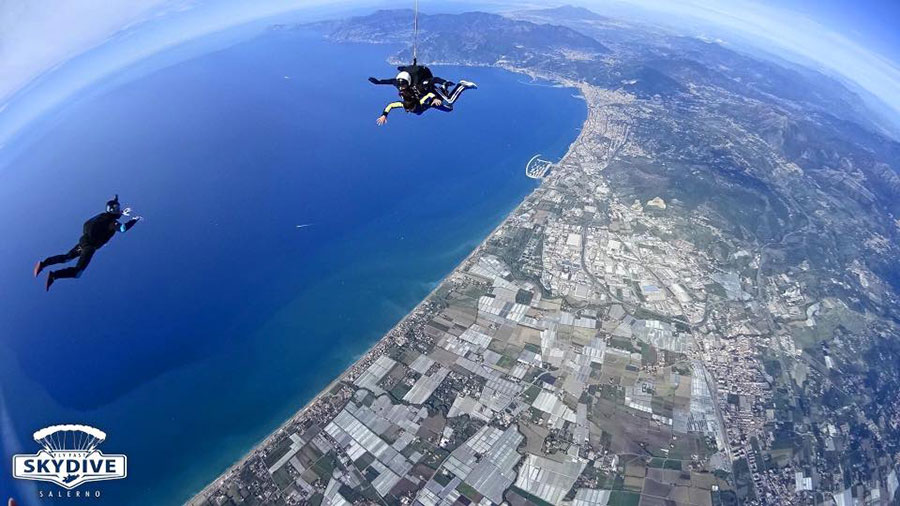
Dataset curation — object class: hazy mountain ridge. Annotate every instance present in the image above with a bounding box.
[310,9,609,69]
[522,5,612,23]
[516,6,895,138]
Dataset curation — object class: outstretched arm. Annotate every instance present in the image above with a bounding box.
[368,77,398,86]
[377,101,404,125]
[118,217,140,233]
[383,101,404,115]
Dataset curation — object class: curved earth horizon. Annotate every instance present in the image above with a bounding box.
[2,2,900,506]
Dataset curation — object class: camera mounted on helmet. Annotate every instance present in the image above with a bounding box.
[106,195,121,214]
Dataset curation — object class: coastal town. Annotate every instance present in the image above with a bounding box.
[190,80,900,506]
[192,7,900,506]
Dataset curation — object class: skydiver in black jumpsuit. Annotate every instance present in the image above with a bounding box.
[369,63,477,125]
[34,195,140,291]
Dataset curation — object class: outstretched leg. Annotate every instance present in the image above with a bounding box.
[35,245,81,277]
[46,246,95,290]
[430,80,477,112]
[445,81,477,104]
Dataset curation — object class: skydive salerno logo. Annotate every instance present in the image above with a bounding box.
[12,424,127,489]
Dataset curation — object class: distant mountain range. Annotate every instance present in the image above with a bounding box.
[311,9,608,68]
[309,5,900,142]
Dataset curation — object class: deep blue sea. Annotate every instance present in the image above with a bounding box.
[0,28,584,505]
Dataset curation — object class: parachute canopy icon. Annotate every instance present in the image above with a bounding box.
[33,424,107,452]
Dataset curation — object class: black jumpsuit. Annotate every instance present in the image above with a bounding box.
[41,212,138,280]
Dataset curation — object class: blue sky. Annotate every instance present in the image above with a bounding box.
[778,0,900,61]
[1,0,899,145]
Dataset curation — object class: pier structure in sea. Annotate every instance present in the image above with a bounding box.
[525,154,554,179]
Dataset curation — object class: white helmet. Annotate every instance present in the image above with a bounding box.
[396,71,411,86]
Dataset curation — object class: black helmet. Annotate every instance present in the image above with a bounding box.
[106,195,121,214]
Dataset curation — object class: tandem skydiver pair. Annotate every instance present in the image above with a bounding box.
[369,62,477,125]
[368,0,478,125]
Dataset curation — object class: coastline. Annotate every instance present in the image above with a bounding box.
[188,76,588,506]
